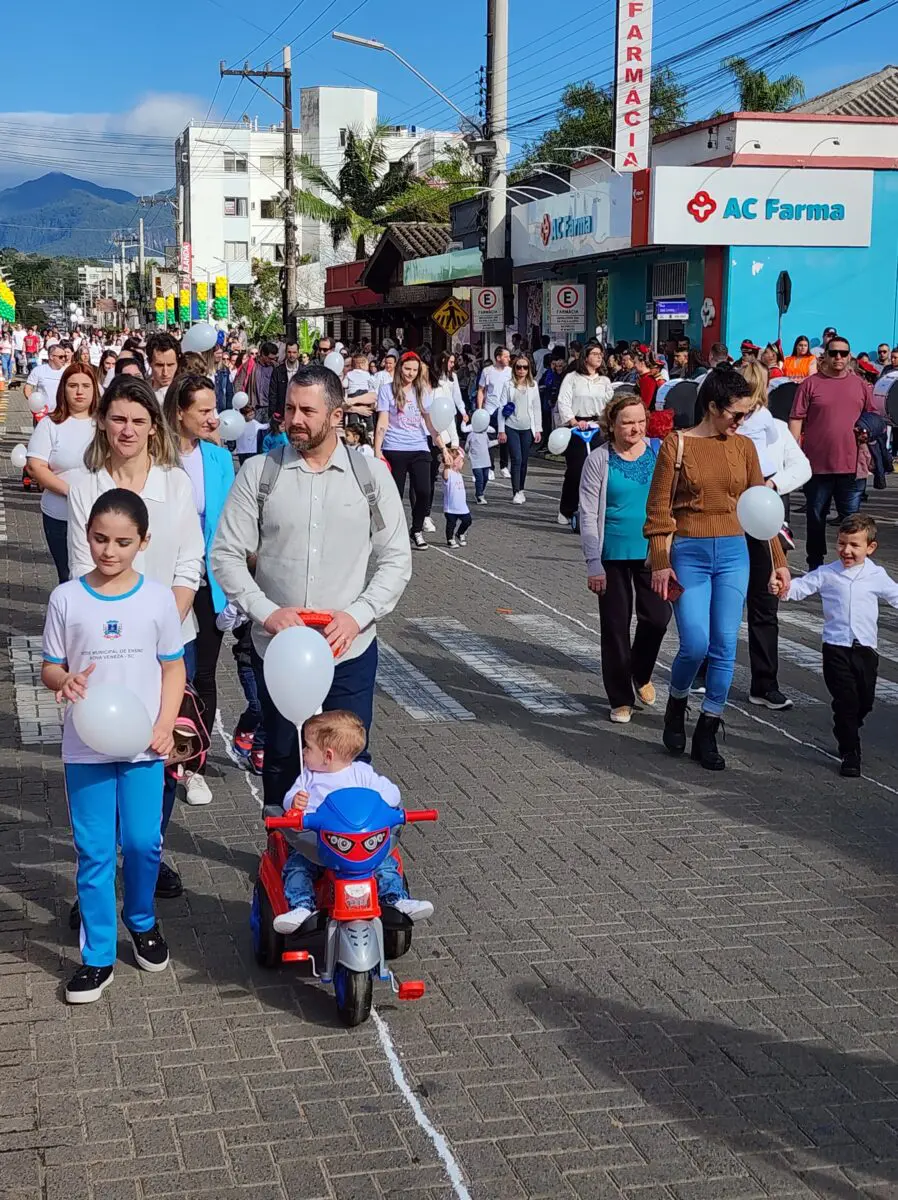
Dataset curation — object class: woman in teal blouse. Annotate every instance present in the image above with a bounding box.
[578,389,672,723]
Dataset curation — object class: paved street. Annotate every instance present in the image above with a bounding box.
[2,384,898,1200]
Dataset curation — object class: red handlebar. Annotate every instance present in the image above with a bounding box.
[264,811,304,830]
[405,809,439,823]
[299,610,332,629]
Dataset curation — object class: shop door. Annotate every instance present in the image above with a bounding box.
[651,262,688,355]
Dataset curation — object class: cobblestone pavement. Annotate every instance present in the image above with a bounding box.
[2,384,898,1199]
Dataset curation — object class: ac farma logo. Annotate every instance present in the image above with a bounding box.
[687,188,846,224]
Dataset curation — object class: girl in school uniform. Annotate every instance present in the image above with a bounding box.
[41,489,186,1005]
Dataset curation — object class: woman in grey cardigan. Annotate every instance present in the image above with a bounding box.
[579,390,672,724]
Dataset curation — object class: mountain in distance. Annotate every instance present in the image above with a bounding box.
[0,172,174,258]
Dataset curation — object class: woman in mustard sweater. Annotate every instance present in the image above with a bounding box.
[644,368,791,770]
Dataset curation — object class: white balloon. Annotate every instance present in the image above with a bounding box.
[10,444,27,469]
[28,395,46,414]
[736,485,785,541]
[232,391,249,411]
[218,410,246,441]
[181,322,218,353]
[470,409,490,434]
[71,685,153,759]
[263,626,335,726]
[324,352,344,377]
[547,427,572,455]
[429,393,456,434]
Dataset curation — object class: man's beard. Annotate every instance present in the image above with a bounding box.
[289,419,331,452]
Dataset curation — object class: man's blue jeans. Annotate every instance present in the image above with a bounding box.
[669,536,750,716]
[283,849,407,910]
[803,473,861,569]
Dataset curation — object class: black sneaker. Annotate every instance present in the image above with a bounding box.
[749,689,793,710]
[840,750,861,778]
[129,924,170,972]
[155,861,183,899]
[65,964,114,1004]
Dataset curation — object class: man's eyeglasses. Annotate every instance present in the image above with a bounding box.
[827,349,850,358]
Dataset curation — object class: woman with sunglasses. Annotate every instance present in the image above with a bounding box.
[498,355,542,503]
[555,342,613,526]
[645,367,790,771]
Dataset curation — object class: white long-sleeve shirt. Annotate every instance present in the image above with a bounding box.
[284,761,401,813]
[556,371,614,425]
[784,558,898,648]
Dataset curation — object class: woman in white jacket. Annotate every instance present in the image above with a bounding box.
[555,343,614,525]
[498,354,542,503]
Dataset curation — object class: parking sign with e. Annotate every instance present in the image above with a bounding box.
[473,287,504,332]
[549,282,585,333]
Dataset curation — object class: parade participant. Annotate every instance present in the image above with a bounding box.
[645,367,790,771]
[269,340,301,418]
[497,354,542,503]
[442,447,472,548]
[274,711,433,933]
[98,349,117,392]
[163,374,236,806]
[476,346,512,476]
[24,341,71,416]
[41,489,186,1003]
[67,375,203,899]
[235,401,265,464]
[26,363,98,584]
[760,344,784,378]
[211,363,412,807]
[775,515,898,777]
[374,351,447,550]
[783,335,817,379]
[556,343,614,526]
[579,391,671,724]
[789,335,876,570]
[146,333,181,404]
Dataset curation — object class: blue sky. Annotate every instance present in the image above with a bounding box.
[0,0,895,195]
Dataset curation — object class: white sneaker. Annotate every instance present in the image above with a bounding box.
[457,533,467,546]
[476,496,487,505]
[412,531,428,551]
[446,536,460,548]
[184,773,212,806]
[393,898,434,922]
[273,905,314,934]
[422,516,436,533]
[487,469,495,481]
[556,512,570,526]
[512,491,526,504]
[500,467,511,478]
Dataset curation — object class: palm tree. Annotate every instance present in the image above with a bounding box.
[723,57,805,112]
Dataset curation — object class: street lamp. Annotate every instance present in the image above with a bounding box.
[332,32,482,136]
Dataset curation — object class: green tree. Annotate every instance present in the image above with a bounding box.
[515,68,687,174]
[231,258,289,340]
[722,57,804,112]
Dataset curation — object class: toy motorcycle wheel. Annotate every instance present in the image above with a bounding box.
[383,926,412,960]
[334,965,372,1026]
[250,881,283,968]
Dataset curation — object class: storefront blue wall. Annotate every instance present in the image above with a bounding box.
[608,250,706,346]
[723,171,898,354]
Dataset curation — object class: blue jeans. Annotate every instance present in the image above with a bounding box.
[1,354,12,382]
[42,512,69,584]
[505,427,533,494]
[473,467,489,499]
[803,473,861,568]
[255,639,379,807]
[65,760,163,966]
[669,536,750,716]
[282,849,407,910]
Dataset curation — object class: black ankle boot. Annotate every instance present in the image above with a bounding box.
[662,695,688,756]
[691,712,725,770]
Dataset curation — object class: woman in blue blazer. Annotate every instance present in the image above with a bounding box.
[164,374,236,805]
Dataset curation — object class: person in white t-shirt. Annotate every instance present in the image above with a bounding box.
[27,362,97,583]
[234,401,266,464]
[41,488,186,1004]
[343,352,377,426]
[12,326,26,376]
[476,346,512,475]
[24,342,71,416]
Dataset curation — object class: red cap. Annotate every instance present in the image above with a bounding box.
[857,359,879,378]
[741,339,760,352]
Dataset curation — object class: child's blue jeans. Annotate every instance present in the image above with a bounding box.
[283,850,408,910]
[473,467,489,498]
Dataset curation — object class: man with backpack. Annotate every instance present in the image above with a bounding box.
[211,363,412,806]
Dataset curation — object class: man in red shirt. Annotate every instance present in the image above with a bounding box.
[789,335,876,569]
[23,328,40,368]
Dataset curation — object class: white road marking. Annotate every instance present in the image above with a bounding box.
[0,483,8,544]
[432,548,898,797]
[378,642,475,722]
[409,616,587,716]
[8,635,61,744]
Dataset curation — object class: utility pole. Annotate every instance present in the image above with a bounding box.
[483,0,509,352]
[221,48,299,342]
[112,233,139,326]
[138,217,146,321]
[176,184,185,331]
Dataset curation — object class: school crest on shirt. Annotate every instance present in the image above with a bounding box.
[102,619,122,640]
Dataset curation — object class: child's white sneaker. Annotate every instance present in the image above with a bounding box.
[422,516,436,533]
[393,898,434,922]
[458,533,467,546]
[273,905,314,934]
[446,537,460,548]
[512,491,526,504]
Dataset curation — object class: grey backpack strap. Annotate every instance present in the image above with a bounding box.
[257,445,287,525]
[343,446,386,534]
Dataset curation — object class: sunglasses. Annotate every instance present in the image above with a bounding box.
[827,349,850,358]
[514,364,528,370]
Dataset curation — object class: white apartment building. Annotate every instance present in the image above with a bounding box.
[175,85,461,309]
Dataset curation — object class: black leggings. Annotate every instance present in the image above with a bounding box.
[384,449,431,533]
[192,584,224,772]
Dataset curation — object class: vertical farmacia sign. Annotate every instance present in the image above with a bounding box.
[614,0,653,171]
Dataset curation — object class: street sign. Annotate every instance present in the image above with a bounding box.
[549,283,586,333]
[655,299,689,319]
[432,296,469,337]
[776,270,791,314]
[472,286,504,332]
[179,242,193,281]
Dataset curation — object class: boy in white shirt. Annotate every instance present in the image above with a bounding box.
[273,711,434,933]
[774,514,898,777]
